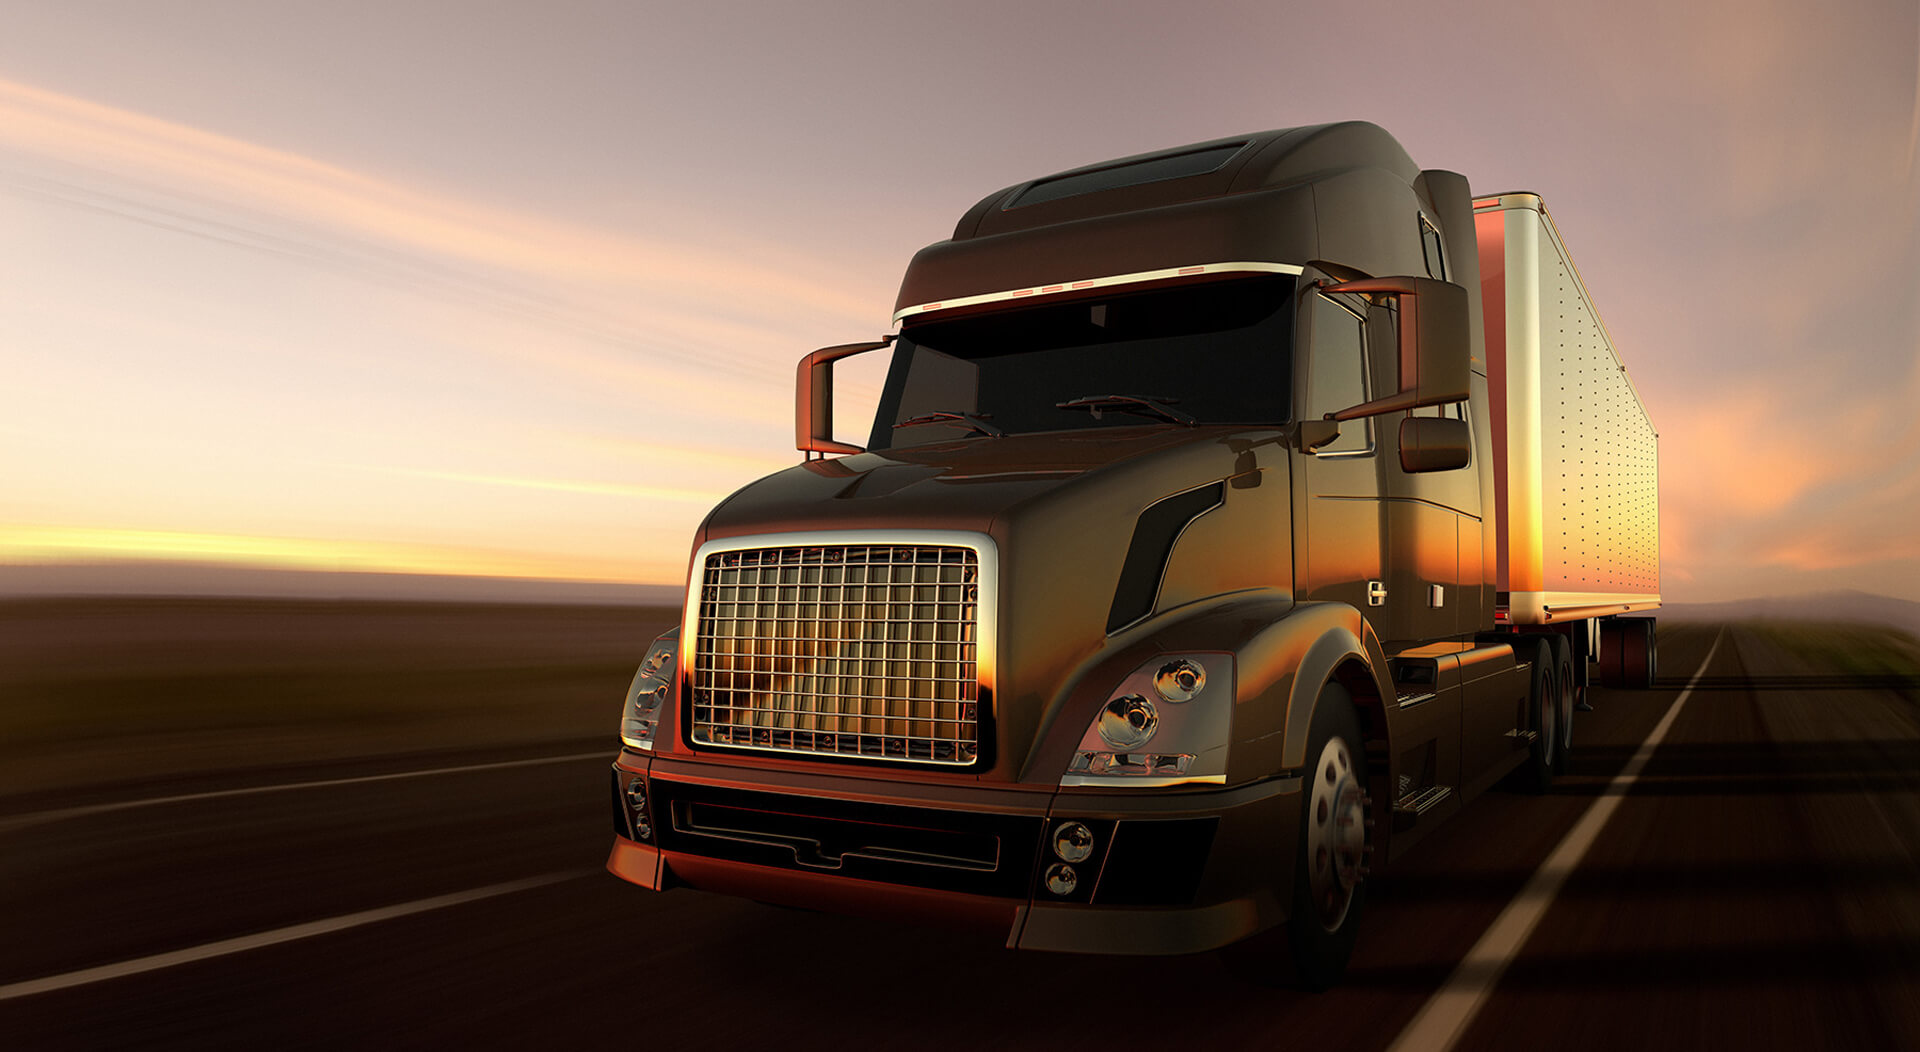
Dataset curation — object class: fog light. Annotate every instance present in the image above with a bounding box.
[1052,821,1094,863]
[1044,863,1078,896]
[626,780,652,841]
[1154,658,1207,702]
[1096,694,1158,750]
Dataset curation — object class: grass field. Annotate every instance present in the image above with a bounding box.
[0,597,679,800]
[1745,620,1920,687]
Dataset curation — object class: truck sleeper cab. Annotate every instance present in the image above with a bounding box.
[608,121,1660,987]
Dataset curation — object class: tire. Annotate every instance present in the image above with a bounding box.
[1548,633,1575,775]
[1521,638,1556,793]
[1635,619,1658,689]
[1600,617,1658,689]
[1286,683,1372,990]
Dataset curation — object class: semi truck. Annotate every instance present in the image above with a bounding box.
[607,121,1660,987]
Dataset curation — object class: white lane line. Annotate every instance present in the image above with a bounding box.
[0,869,594,1001]
[1387,626,1726,1052]
[0,751,608,832]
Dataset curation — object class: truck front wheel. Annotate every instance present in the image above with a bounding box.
[1287,684,1372,989]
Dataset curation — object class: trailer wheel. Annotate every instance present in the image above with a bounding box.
[1286,683,1372,990]
[1521,638,1557,792]
[1635,619,1658,688]
[1548,633,1575,774]
[1599,617,1658,689]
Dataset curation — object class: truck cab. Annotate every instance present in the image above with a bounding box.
[608,121,1658,987]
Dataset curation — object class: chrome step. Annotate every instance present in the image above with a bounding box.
[1392,784,1453,817]
[1506,728,1539,744]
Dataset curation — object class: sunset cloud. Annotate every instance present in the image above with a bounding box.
[0,75,893,430]
[0,78,877,325]
[1657,388,1830,517]
[1657,371,1920,592]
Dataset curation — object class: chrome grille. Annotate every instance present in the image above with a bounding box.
[690,543,981,765]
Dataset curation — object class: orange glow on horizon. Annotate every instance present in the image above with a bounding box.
[0,525,675,584]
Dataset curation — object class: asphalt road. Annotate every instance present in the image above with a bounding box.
[2,622,1916,1050]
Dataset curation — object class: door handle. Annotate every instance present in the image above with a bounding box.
[1368,581,1387,606]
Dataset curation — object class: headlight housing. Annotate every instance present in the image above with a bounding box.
[1063,652,1233,787]
[621,628,678,750]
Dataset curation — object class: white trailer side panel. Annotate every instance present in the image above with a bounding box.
[1475,193,1660,625]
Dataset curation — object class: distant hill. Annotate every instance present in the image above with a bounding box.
[0,561,683,606]
[1661,590,1920,637]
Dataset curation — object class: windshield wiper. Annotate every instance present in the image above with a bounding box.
[893,411,1005,438]
[1054,394,1196,427]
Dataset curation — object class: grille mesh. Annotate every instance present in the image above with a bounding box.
[690,544,981,765]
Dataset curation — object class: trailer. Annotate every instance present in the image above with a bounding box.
[1478,193,1661,692]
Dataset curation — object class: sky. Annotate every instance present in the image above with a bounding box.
[1,0,1916,604]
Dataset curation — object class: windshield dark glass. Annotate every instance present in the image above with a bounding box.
[870,275,1295,449]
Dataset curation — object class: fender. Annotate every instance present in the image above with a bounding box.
[1229,601,1394,784]
[1023,593,1393,790]
[1022,588,1294,783]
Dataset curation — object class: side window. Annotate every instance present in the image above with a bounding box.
[1308,296,1371,455]
[1420,216,1447,280]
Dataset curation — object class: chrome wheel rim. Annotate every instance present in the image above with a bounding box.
[1306,735,1367,931]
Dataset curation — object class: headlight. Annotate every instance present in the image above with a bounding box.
[1062,652,1233,787]
[1096,694,1159,749]
[1154,658,1207,701]
[621,628,678,750]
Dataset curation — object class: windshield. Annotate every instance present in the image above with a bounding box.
[870,275,1295,449]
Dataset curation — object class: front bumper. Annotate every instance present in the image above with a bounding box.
[606,751,1301,955]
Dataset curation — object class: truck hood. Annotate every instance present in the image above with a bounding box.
[699,425,1229,540]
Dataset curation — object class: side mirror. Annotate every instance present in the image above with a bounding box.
[1399,417,1471,473]
[1318,276,1470,421]
[796,337,893,457]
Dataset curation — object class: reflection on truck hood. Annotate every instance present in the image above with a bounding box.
[702,425,1247,539]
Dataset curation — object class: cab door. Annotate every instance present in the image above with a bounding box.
[1364,299,1477,649]
[1293,276,1385,639]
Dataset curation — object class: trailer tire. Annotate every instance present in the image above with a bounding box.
[1599,618,1658,690]
[1286,683,1372,990]
[1634,618,1658,688]
[1521,638,1557,793]
[1548,633,1575,774]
